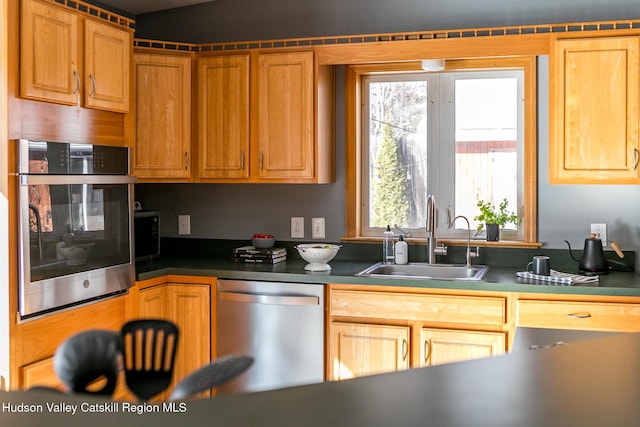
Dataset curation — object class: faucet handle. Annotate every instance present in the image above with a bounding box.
[434,245,448,256]
[469,246,480,258]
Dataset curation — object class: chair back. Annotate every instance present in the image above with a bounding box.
[169,354,254,401]
[53,329,122,396]
[121,319,179,401]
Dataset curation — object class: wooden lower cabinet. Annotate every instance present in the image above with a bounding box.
[19,357,59,391]
[133,276,214,400]
[11,295,128,397]
[517,298,640,332]
[329,323,410,380]
[327,285,510,381]
[328,322,506,380]
[420,328,505,367]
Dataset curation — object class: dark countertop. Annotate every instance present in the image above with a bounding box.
[3,332,640,426]
[136,254,640,297]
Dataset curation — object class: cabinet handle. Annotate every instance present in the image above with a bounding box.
[567,312,591,319]
[218,291,319,306]
[634,148,639,171]
[402,339,408,361]
[72,70,81,95]
[424,340,431,365]
[89,74,96,98]
[185,152,189,170]
[259,152,264,170]
[240,152,245,170]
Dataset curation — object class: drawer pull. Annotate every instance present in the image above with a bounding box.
[402,339,408,361]
[567,312,592,319]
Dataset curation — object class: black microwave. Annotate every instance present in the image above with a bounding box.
[134,211,160,261]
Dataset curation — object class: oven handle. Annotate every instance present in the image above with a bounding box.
[20,175,138,185]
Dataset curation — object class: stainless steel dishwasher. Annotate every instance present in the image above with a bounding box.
[216,279,325,393]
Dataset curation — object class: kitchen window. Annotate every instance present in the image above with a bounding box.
[345,57,538,244]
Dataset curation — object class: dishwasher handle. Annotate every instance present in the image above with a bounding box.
[218,291,320,306]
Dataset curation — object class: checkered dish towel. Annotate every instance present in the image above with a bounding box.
[516,269,600,285]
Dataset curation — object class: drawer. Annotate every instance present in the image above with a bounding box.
[330,290,507,326]
[517,300,640,332]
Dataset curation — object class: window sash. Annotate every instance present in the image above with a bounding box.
[349,57,537,244]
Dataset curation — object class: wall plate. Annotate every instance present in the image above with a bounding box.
[291,217,304,238]
[312,218,325,239]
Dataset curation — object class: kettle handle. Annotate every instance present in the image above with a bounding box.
[564,240,581,262]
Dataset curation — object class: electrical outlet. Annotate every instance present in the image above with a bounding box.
[312,218,325,239]
[291,217,304,238]
[590,223,607,246]
[178,215,191,235]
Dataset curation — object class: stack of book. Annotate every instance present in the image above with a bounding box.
[232,246,287,264]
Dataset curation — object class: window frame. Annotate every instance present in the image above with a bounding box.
[344,57,538,246]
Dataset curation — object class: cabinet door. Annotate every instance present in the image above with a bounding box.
[20,357,61,391]
[420,328,505,367]
[137,283,211,398]
[198,55,250,179]
[21,0,79,105]
[133,53,192,179]
[138,283,168,318]
[84,19,130,112]
[550,36,640,184]
[329,322,410,381]
[257,51,314,180]
[165,284,211,392]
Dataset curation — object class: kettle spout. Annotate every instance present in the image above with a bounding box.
[564,240,580,262]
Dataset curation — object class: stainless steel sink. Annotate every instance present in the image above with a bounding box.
[355,262,490,281]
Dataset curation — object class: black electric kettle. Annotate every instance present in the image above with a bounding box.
[565,235,632,275]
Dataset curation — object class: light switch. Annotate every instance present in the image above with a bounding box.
[178,215,191,235]
[312,218,325,239]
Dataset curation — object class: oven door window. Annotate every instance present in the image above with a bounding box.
[27,182,131,281]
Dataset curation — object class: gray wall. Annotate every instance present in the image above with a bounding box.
[134,0,640,43]
[134,2,640,256]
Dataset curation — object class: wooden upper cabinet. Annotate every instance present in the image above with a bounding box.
[21,0,79,105]
[20,0,131,112]
[197,55,250,179]
[257,51,314,180]
[83,19,130,112]
[550,36,640,184]
[195,50,335,183]
[133,52,192,180]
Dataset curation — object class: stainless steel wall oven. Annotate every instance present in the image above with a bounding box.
[17,139,136,318]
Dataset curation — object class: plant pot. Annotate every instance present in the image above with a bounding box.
[485,223,500,241]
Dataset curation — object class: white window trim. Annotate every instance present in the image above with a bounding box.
[359,65,527,242]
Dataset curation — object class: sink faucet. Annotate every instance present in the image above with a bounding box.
[425,194,447,263]
[452,215,480,268]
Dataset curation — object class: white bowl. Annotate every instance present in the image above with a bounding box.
[295,244,341,271]
[58,243,94,266]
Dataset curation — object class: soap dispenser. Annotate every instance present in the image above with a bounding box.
[383,225,395,264]
[395,235,408,264]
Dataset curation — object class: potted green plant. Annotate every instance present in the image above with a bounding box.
[473,199,520,241]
